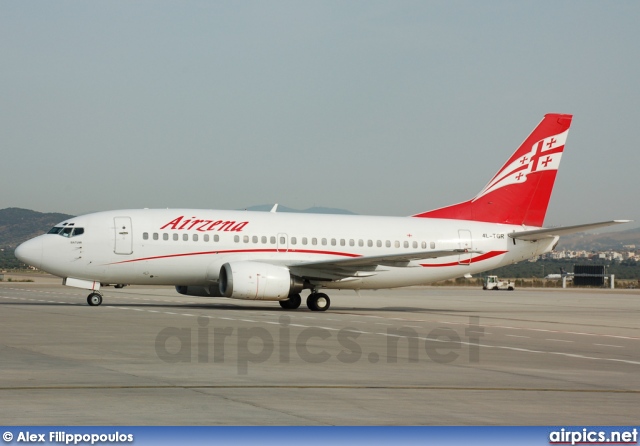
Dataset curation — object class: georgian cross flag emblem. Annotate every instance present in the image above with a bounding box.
[472,129,569,201]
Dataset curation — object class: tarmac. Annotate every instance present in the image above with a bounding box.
[0,273,638,425]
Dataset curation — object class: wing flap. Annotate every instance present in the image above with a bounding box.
[289,249,480,281]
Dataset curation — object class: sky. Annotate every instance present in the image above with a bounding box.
[1,1,639,228]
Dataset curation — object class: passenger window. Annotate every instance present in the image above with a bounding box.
[386,240,391,248]
[331,239,336,246]
[173,233,179,241]
[368,240,373,247]
[322,238,327,246]
[243,235,249,243]
[413,241,418,249]
[183,234,188,241]
[143,232,149,240]
[252,236,258,243]
[395,241,400,248]
[163,233,169,241]
[291,237,297,245]
[302,237,308,245]
[204,234,209,242]
[280,236,286,244]
[312,238,317,246]
[430,242,435,249]
[349,239,355,246]
[270,236,276,244]
[261,236,267,244]
[193,234,198,242]
[377,240,382,247]
[404,241,409,248]
[234,235,240,243]
[214,235,220,242]
[421,241,426,249]
[153,233,159,240]
[358,240,363,247]
[340,239,345,246]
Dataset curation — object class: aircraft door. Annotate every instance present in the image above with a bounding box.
[114,217,133,255]
[458,229,472,265]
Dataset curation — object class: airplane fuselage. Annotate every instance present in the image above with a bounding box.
[22,208,555,291]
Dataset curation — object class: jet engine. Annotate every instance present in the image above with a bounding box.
[218,261,304,300]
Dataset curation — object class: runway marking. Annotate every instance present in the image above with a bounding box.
[339,311,640,340]
[506,334,529,338]
[2,294,638,367]
[546,339,573,343]
[3,289,633,340]
[0,385,637,393]
[594,344,624,348]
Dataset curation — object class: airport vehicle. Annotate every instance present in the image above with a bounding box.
[483,275,515,291]
[14,114,630,311]
[545,267,574,280]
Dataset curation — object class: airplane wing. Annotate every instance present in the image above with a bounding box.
[509,220,632,241]
[288,249,481,281]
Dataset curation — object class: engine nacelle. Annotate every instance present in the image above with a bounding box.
[175,285,223,297]
[218,261,304,301]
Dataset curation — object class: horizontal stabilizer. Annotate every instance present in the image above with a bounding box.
[509,220,632,241]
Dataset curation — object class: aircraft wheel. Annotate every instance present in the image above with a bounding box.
[306,293,330,311]
[279,293,302,310]
[87,292,103,306]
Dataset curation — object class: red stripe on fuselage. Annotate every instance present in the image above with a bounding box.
[108,249,362,265]
[419,251,507,267]
[109,249,507,267]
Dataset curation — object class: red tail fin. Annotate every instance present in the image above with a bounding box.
[414,113,573,227]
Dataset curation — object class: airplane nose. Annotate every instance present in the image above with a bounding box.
[15,237,43,269]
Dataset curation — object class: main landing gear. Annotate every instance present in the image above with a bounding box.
[306,292,330,311]
[279,292,331,311]
[87,292,103,306]
[279,293,302,309]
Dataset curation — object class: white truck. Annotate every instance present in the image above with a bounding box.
[482,275,515,291]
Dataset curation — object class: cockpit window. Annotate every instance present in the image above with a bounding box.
[48,226,84,237]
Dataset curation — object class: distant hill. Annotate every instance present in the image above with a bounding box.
[555,226,640,251]
[0,208,74,248]
[243,204,356,215]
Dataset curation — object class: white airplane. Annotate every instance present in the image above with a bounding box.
[15,114,630,311]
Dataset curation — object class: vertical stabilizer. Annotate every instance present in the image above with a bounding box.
[414,113,572,227]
